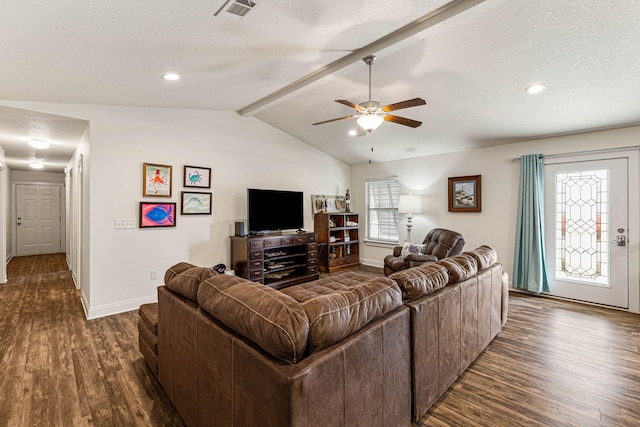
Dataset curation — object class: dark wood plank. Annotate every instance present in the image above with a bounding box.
[0,254,184,426]
[415,292,640,427]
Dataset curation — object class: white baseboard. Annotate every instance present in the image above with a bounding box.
[360,257,384,268]
[85,294,158,320]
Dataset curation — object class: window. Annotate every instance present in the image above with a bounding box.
[365,177,400,243]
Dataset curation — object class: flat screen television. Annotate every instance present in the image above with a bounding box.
[247,188,304,234]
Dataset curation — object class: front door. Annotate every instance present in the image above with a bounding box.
[544,158,628,308]
[16,184,62,256]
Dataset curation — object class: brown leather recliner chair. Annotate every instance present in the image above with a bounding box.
[383,228,465,276]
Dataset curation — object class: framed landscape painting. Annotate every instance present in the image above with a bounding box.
[181,191,212,215]
[140,202,176,227]
[183,165,211,188]
[448,175,481,212]
[143,163,172,197]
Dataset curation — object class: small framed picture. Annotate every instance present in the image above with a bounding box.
[183,165,211,188]
[140,202,177,227]
[143,163,172,197]
[181,191,212,215]
[448,175,481,212]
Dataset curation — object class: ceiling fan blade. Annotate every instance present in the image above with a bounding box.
[384,115,422,128]
[335,100,364,111]
[382,98,426,112]
[313,115,356,126]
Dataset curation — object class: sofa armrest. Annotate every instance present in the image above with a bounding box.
[404,253,438,268]
[392,246,403,257]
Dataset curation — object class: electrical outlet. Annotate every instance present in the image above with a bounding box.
[150,270,158,280]
[115,219,136,229]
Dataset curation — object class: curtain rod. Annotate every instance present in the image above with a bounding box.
[509,145,640,162]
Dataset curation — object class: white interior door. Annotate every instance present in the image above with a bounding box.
[544,158,628,308]
[16,184,62,256]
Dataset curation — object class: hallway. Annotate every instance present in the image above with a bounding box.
[0,254,183,426]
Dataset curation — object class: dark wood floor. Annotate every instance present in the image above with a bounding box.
[1,255,639,426]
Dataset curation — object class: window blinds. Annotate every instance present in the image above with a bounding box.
[365,177,400,243]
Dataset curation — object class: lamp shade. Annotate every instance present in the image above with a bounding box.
[398,194,422,214]
[357,114,384,131]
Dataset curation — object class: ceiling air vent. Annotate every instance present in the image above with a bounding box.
[214,0,257,20]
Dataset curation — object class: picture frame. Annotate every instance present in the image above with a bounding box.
[181,191,212,215]
[311,194,347,214]
[183,165,211,188]
[143,163,172,197]
[140,202,177,227]
[448,175,481,212]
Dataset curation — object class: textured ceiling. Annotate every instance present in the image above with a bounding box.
[1,0,640,169]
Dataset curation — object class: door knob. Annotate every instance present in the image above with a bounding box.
[612,228,627,246]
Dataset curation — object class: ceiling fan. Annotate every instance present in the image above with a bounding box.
[312,55,426,133]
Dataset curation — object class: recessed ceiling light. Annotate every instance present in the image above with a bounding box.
[28,138,50,149]
[525,83,546,94]
[29,162,44,169]
[162,73,180,81]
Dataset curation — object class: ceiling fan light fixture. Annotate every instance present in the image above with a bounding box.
[357,114,384,131]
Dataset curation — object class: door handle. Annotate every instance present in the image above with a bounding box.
[612,228,627,246]
[17,216,21,226]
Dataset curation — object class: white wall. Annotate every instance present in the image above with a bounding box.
[11,170,65,183]
[352,126,640,311]
[0,147,6,282]
[1,101,351,318]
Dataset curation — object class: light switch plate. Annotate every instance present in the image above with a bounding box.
[115,219,136,229]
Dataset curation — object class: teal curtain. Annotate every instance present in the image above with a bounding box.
[513,154,549,292]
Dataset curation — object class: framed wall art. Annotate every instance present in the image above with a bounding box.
[183,165,211,188]
[143,163,172,197]
[448,175,481,212]
[181,191,212,215]
[311,194,347,214]
[140,202,176,228]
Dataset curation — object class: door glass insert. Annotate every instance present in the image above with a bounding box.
[554,169,609,286]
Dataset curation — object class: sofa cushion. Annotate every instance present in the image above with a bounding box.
[197,275,309,363]
[164,261,197,281]
[138,302,159,334]
[437,254,478,283]
[388,262,450,301]
[164,263,217,302]
[281,272,402,353]
[465,245,497,270]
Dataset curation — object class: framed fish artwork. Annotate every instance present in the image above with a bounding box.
[139,202,177,227]
[181,191,212,215]
[143,163,172,197]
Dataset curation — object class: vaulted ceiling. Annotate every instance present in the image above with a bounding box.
[1,0,640,170]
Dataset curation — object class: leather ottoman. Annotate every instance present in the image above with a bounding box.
[138,302,159,377]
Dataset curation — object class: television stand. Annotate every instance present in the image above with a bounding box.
[230,232,319,290]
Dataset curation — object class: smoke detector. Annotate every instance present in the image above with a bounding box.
[214,0,258,21]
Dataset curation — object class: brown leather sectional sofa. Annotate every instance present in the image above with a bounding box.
[150,245,508,426]
[388,245,508,419]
